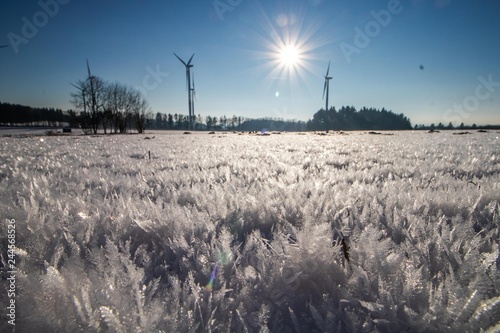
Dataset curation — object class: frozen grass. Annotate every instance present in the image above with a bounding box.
[0,131,499,332]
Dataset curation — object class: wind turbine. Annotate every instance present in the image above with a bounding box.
[70,60,94,89]
[323,61,332,111]
[69,59,97,125]
[174,53,195,130]
[191,72,196,125]
[70,59,96,86]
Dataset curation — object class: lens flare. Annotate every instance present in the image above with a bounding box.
[205,249,231,292]
[205,263,219,292]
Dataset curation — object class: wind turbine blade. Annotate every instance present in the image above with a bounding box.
[70,82,80,90]
[86,59,92,78]
[186,71,189,91]
[326,60,330,77]
[187,53,195,66]
[0,45,8,48]
[174,53,187,66]
[70,82,88,93]
[323,80,327,99]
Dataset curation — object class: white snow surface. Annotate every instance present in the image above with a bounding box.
[0,131,499,332]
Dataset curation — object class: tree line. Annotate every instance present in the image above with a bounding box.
[0,85,152,135]
[0,102,306,132]
[151,113,245,131]
[1,101,415,133]
[151,113,306,131]
[70,76,151,134]
[237,118,306,132]
[0,102,77,127]
[306,106,412,131]
[413,122,500,130]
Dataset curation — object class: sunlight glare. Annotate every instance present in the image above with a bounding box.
[246,4,336,98]
[280,45,300,67]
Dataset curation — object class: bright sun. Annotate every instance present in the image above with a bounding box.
[280,45,300,67]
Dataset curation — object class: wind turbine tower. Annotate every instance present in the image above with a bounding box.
[191,73,196,122]
[174,53,195,129]
[323,61,332,111]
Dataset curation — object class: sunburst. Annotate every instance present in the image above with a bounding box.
[247,4,331,94]
[280,44,301,68]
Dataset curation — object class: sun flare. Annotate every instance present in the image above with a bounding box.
[248,5,332,93]
[280,44,300,67]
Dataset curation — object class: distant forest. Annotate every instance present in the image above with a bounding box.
[151,113,307,132]
[307,106,412,131]
[17,101,500,133]
[0,102,307,132]
[413,122,500,130]
[0,102,304,132]
[0,102,77,127]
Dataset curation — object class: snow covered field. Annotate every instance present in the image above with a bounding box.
[1,131,499,332]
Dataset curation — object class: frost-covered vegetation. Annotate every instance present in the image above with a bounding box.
[1,131,499,332]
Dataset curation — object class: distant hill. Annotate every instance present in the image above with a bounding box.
[307,106,412,131]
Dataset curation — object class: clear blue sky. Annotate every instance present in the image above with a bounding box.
[1,0,499,125]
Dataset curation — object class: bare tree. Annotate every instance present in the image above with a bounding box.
[71,66,153,135]
[105,82,129,133]
[70,76,108,134]
[70,80,92,134]
[87,76,107,134]
[100,106,113,134]
[124,87,145,133]
[133,95,151,134]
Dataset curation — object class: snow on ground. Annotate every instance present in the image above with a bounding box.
[0,131,499,332]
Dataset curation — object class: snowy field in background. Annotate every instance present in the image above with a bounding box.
[0,126,84,136]
[0,131,499,332]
